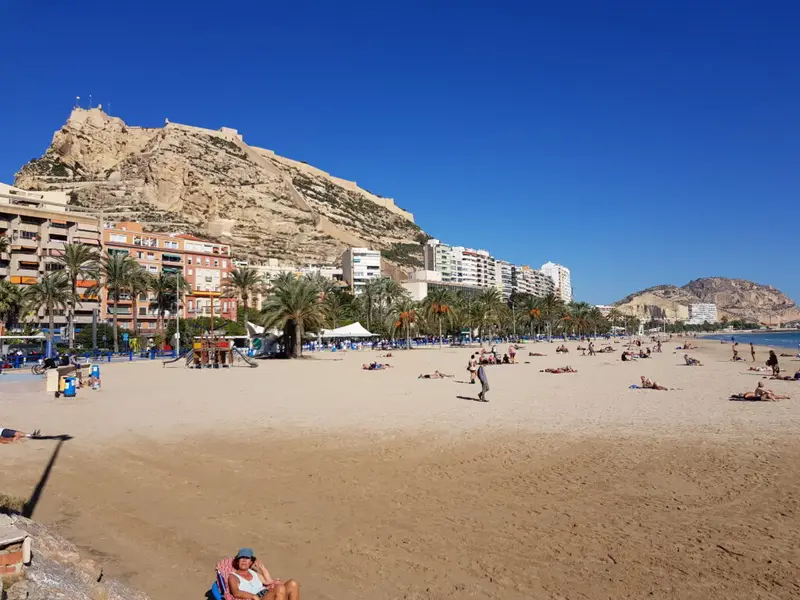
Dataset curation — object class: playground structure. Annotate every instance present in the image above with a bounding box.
[163,336,258,368]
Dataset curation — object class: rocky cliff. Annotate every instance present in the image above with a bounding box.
[14,108,428,268]
[615,277,800,325]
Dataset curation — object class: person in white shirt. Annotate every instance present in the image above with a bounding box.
[227,548,299,600]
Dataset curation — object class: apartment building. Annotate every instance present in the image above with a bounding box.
[103,223,237,331]
[541,261,573,302]
[688,303,718,325]
[513,265,555,298]
[1,184,101,336]
[341,248,381,295]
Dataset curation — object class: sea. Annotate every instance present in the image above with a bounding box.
[702,330,800,350]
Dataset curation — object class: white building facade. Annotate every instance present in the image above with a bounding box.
[341,248,381,295]
[688,303,718,325]
[541,262,572,302]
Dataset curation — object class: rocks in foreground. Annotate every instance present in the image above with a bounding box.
[0,514,150,600]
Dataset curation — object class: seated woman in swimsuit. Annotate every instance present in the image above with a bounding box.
[754,381,790,401]
[418,371,453,379]
[684,354,702,366]
[228,548,299,600]
[640,376,668,391]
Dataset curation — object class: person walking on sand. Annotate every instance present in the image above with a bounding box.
[508,344,517,364]
[767,350,780,376]
[477,364,490,402]
[750,342,756,362]
[732,343,740,361]
[468,354,478,384]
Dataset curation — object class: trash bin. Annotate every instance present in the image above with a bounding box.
[63,376,77,398]
[91,364,100,379]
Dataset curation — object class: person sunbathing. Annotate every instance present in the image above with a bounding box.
[1,427,41,444]
[684,354,702,366]
[769,370,800,381]
[621,351,637,362]
[640,376,668,391]
[362,362,391,370]
[528,352,546,357]
[541,366,577,374]
[755,381,790,401]
[227,548,299,600]
[747,366,770,372]
[555,345,569,353]
[418,371,453,379]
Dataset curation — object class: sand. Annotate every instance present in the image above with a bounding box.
[2,338,800,599]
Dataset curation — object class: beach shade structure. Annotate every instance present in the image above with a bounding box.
[319,322,376,339]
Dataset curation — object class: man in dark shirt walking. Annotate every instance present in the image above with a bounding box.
[477,364,489,402]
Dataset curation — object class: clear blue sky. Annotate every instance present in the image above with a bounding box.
[2,1,798,304]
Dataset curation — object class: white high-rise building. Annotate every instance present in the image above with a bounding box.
[341,248,381,295]
[541,262,572,302]
[687,303,718,325]
[514,266,555,298]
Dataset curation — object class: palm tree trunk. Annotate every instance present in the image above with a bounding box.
[68,279,77,349]
[112,293,120,353]
[295,322,303,358]
[48,304,55,356]
[438,316,443,349]
[132,295,139,341]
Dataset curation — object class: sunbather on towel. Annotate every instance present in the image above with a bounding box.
[734,381,790,402]
[540,366,577,374]
[418,371,453,379]
[0,427,41,444]
[227,548,299,600]
[640,376,668,391]
[362,362,391,370]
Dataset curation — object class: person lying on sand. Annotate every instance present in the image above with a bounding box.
[418,371,453,379]
[362,362,391,370]
[640,376,668,391]
[540,366,577,374]
[227,547,300,600]
[528,352,546,357]
[0,427,41,444]
[682,343,697,350]
[621,351,637,362]
[748,366,770,372]
[768,370,800,381]
[555,345,569,353]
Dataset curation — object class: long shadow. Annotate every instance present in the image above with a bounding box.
[22,434,73,519]
[456,395,486,403]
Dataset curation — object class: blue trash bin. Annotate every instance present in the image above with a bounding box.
[63,377,77,398]
[91,364,100,379]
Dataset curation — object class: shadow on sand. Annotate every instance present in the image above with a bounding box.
[22,434,73,519]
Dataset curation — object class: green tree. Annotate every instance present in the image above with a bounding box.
[101,253,138,353]
[149,272,189,332]
[26,272,74,350]
[321,288,355,329]
[224,267,263,319]
[393,298,418,349]
[127,267,153,338]
[0,279,27,330]
[423,287,455,348]
[539,293,566,341]
[261,275,324,358]
[473,288,505,342]
[0,234,9,256]
[55,243,100,349]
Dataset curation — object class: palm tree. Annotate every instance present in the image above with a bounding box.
[261,276,324,358]
[55,243,99,349]
[358,277,409,337]
[0,235,9,256]
[539,293,565,341]
[127,267,152,339]
[321,288,355,329]
[607,308,623,337]
[423,287,455,348]
[26,272,74,351]
[394,298,418,349]
[473,288,505,342]
[101,253,138,353]
[150,272,175,332]
[0,279,27,331]
[224,267,263,320]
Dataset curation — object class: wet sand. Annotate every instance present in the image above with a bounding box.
[2,338,800,599]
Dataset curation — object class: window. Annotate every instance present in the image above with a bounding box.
[188,269,193,275]
[205,257,210,265]
[223,302,228,312]
[147,253,155,260]
[139,307,147,316]
[138,293,148,301]
[147,265,158,273]
[164,240,179,249]
[21,231,37,240]
[109,234,127,243]
[222,260,227,268]
[136,251,143,259]
[205,276,212,283]
[187,257,193,265]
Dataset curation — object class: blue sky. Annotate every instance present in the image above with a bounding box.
[2,1,798,304]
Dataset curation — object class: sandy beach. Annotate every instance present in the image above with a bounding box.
[2,338,800,599]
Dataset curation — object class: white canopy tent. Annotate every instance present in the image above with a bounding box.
[319,322,376,339]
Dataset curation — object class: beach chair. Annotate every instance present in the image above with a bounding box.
[211,557,279,600]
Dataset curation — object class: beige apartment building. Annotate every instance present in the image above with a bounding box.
[0,183,102,336]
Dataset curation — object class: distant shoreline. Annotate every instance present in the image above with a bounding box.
[701,330,800,350]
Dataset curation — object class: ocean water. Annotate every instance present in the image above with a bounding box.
[703,331,800,350]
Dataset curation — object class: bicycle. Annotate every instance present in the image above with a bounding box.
[31,363,45,375]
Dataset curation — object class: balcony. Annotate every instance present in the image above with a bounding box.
[107,308,132,316]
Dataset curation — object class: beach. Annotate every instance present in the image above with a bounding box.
[2,338,800,599]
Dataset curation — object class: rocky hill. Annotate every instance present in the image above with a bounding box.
[615,277,800,325]
[14,108,428,269]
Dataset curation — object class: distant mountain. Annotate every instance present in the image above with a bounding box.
[614,277,800,325]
